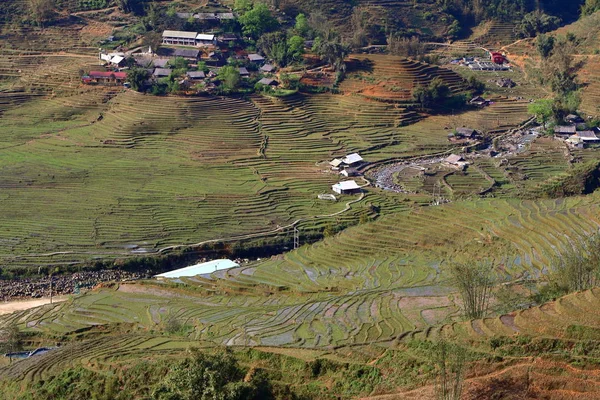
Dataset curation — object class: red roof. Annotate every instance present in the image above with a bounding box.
[88,71,127,79]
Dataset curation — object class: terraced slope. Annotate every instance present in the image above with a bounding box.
[5,195,600,348]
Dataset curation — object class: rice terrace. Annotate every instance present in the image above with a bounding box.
[2,0,600,398]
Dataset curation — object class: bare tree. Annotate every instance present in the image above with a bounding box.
[549,233,600,292]
[434,340,466,400]
[449,259,495,319]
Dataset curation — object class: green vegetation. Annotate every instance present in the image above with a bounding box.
[449,260,495,319]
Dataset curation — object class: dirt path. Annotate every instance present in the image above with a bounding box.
[0,296,68,315]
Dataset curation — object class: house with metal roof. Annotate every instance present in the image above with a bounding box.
[174,48,201,60]
[238,67,249,77]
[554,125,577,138]
[248,53,265,62]
[196,33,216,46]
[186,71,206,80]
[572,131,600,142]
[443,154,468,169]
[260,64,275,73]
[258,77,278,86]
[153,68,172,77]
[332,180,361,195]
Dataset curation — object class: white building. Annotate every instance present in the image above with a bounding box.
[332,180,361,195]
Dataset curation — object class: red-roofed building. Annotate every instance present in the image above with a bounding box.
[84,71,127,85]
[490,52,505,64]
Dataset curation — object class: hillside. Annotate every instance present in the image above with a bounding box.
[2,0,600,398]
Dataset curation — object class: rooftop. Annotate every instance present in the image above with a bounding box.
[155,259,239,279]
[342,153,363,165]
[248,53,265,62]
[445,154,464,163]
[333,180,361,191]
[162,30,198,39]
[196,33,216,41]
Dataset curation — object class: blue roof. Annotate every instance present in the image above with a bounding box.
[155,259,239,278]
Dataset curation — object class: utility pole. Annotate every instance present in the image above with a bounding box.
[293,227,300,249]
[49,274,53,304]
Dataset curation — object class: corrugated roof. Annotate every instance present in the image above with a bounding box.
[258,77,277,85]
[174,48,200,58]
[575,131,599,140]
[248,53,265,61]
[238,67,249,75]
[555,125,576,134]
[334,180,360,190]
[162,30,198,39]
[153,68,172,76]
[196,33,215,41]
[445,154,464,163]
[329,159,343,167]
[187,71,205,79]
[342,153,363,164]
[155,259,239,278]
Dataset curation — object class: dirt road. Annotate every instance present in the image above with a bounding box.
[0,296,68,315]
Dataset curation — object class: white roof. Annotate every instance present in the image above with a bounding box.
[111,55,124,64]
[334,180,360,190]
[196,34,215,41]
[155,259,239,278]
[342,153,363,164]
[162,30,198,39]
[329,158,343,167]
[100,53,111,62]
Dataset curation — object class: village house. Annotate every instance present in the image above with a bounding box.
[196,34,217,47]
[332,180,362,195]
[565,114,584,124]
[258,77,278,86]
[186,71,205,80]
[490,52,505,64]
[248,53,265,63]
[260,64,275,73]
[572,130,600,143]
[162,30,198,46]
[443,154,469,170]
[83,71,127,85]
[218,33,239,44]
[239,67,250,77]
[469,96,488,107]
[173,48,201,61]
[554,125,577,138]
[329,159,344,170]
[100,52,126,67]
[153,68,172,78]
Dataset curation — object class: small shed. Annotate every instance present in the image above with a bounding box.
[329,159,343,170]
[152,58,171,68]
[238,67,249,77]
[443,154,468,169]
[455,128,478,139]
[340,168,360,177]
[216,12,235,20]
[258,77,278,86]
[342,153,363,166]
[469,96,488,107]
[248,53,265,63]
[332,180,361,195]
[573,131,600,142]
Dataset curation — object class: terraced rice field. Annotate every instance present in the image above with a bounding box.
[5,194,600,350]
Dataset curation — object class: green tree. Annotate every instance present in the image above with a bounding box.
[238,3,279,39]
[528,99,554,127]
[536,34,555,59]
[234,0,253,13]
[434,341,466,400]
[28,0,54,27]
[314,39,349,71]
[218,66,241,91]
[449,259,495,319]
[412,77,451,109]
[197,61,208,73]
[287,35,305,63]
[581,0,600,16]
[515,11,561,38]
[126,67,148,92]
[0,324,24,363]
[294,13,309,37]
[168,57,189,71]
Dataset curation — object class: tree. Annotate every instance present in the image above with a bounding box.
[412,77,451,109]
[28,0,54,28]
[287,35,305,63]
[126,67,148,92]
[313,39,349,71]
[218,66,241,91]
[234,0,253,13]
[515,11,561,38]
[434,341,466,400]
[549,233,600,292]
[238,3,279,39]
[0,324,24,363]
[449,259,495,319]
[536,34,555,59]
[294,13,309,37]
[581,0,600,16]
[543,38,580,97]
[528,99,554,127]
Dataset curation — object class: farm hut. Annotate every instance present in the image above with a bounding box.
[218,33,239,44]
[554,125,576,138]
[565,114,584,124]
[443,154,468,169]
[155,259,239,279]
[455,128,479,139]
[174,48,201,61]
[239,67,250,77]
[572,131,600,142]
[248,53,265,63]
[258,77,278,86]
[162,30,198,46]
[340,168,360,177]
[216,13,236,20]
[85,71,128,85]
[566,136,585,149]
[260,64,275,73]
[342,153,364,166]
[332,180,361,195]
[469,96,488,107]
[329,159,343,170]
[196,34,217,47]
[153,68,172,77]
[195,13,218,21]
[186,71,205,80]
